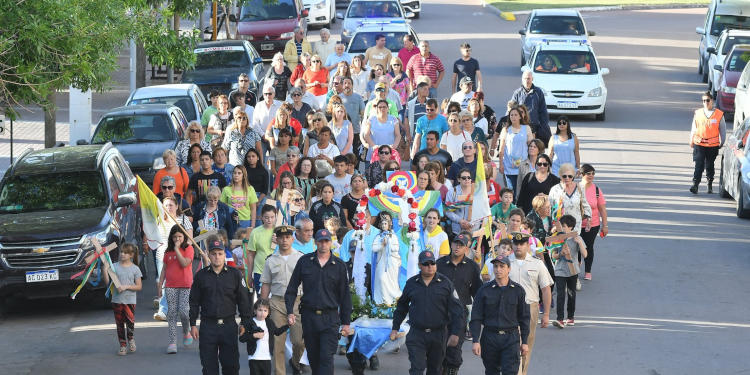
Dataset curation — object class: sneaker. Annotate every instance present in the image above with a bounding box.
[465,330,472,340]
[576,279,582,291]
[153,311,166,321]
[566,319,575,326]
[552,320,565,329]
[167,343,177,354]
[128,339,136,353]
[183,334,193,346]
[584,273,592,281]
[118,346,127,356]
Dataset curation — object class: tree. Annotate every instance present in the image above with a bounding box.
[0,0,204,147]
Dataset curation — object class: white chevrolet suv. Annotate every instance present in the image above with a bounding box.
[522,41,610,121]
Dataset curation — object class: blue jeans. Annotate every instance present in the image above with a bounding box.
[429,87,438,99]
[253,272,262,294]
[239,220,252,228]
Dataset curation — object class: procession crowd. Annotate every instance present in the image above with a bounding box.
[105,28,610,375]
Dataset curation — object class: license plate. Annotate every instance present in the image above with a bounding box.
[261,43,275,51]
[26,269,59,283]
[557,101,578,109]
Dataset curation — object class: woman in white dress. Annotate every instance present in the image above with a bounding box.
[371,211,402,305]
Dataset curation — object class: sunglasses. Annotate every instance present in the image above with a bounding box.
[375,88,385,92]
[702,99,712,103]
[561,174,574,179]
[557,122,568,125]
[462,145,473,150]
[460,176,472,180]
[190,129,201,133]
[291,93,302,97]
[312,60,321,63]
[239,79,249,82]
[536,162,549,167]
[379,150,391,155]
[334,81,342,85]
[585,171,595,176]
[421,261,436,266]
[161,185,175,190]
[293,197,304,202]
[264,92,274,96]
[392,63,401,66]
[313,119,322,123]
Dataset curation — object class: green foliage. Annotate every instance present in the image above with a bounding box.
[350,284,396,320]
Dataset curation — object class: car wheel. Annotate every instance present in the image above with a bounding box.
[702,64,708,83]
[737,177,750,218]
[521,54,526,67]
[719,157,731,198]
[595,109,606,121]
[698,58,703,75]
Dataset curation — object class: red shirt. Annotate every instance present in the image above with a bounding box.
[406,53,445,88]
[398,47,420,71]
[164,245,194,288]
[274,162,294,189]
[290,64,305,86]
[487,179,502,207]
[303,69,329,96]
[268,118,302,146]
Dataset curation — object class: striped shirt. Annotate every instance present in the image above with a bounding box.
[406,53,445,87]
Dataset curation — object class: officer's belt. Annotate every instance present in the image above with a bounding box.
[484,326,517,335]
[302,307,338,315]
[412,325,446,333]
[202,316,236,325]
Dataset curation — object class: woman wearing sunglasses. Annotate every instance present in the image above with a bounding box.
[516,154,559,214]
[365,145,394,188]
[548,163,591,235]
[302,54,329,100]
[549,116,580,177]
[578,164,608,281]
[175,121,212,166]
[445,168,477,237]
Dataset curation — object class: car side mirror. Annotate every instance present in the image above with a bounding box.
[714,64,723,72]
[301,9,309,17]
[228,14,237,22]
[116,192,137,208]
[336,12,344,20]
[587,30,596,36]
[707,47,717,54]
[76,139,89,145]
[600,68,610,75]
[518,29,526,35]
[696,27,705,35]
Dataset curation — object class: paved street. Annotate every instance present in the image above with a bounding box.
[2,2,750,375]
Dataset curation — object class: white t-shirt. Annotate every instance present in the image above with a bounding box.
[440,130,472,161]
[308,142,341,177]
[248,318,272,360]
[449,91,474,110]
[325,173,352,202]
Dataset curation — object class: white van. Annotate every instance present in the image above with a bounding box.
[696,0,750,84]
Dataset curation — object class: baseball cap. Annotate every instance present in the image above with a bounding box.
[314,229,332,242]
[459,76,473,86]
[418,250,436,264]
[207,236,225,252]
[451,233,470,246]
[375,82,387,91]
[490,254,511,266]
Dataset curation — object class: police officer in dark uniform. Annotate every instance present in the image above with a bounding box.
[189,236,252,375]
[285,229,352,375]
[436,232,482,375]
[469,254,530,375]
[390,250,464,375]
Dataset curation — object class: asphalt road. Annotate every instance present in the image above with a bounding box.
[2,3,750,375]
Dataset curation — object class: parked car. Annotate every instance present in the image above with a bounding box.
[696,0,750,83]
[339,0,412,44]
[522,41,609,120]
[518,9,594,66]
[345,20,419,56]
[181,40,263,104]
[235,0,308,60]
[706,29,750,97]
[89,104,188,186]
[0,143,140,302]
[718,116,750,218]
[126,84,208,124]
[304,0,336,27]
[714,44,750,117]
[731,55,750,129]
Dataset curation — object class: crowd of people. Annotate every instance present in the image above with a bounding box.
[104,28,611,375]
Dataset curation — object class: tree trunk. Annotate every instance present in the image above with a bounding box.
[136,41,146,88]
[44,92,56,148]
[167,13,179,83]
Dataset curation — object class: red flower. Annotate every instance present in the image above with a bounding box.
[407,197,414,204]
[391,185,399,193]
[408,212,417,220]
[411,202,419,209]
[356,212,365,219]
[397,188,405,197]
[368,190,378,197]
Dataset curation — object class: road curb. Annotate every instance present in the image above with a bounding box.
[479,1,707,20]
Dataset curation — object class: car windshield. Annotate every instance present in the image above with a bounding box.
[0,172,107,213]
[129,96,196,120]
[91,115,173,144]
[711,15,750,36]
[240,0,296,21]
[347,1,402,18]
[722,36,750,54]
[349,31,409,53]
[533,51,598,74]
[194,48,249,69]
[727,50,750,72]
[529,16,585,35]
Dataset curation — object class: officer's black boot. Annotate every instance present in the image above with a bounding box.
[369,354,380,370]
[707,179,714,194]
[690,181,699,194]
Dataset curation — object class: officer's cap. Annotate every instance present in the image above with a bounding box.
[274,225,294,237]
[314,229,332,242]
[418,250,436,264]
[510,231,530,243]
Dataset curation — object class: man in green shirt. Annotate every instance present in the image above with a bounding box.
[200,89,220,127]
[490,188,516,224]
[246,204,277,293]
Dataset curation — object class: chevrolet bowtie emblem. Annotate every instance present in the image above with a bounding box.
[32,247,50,254]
